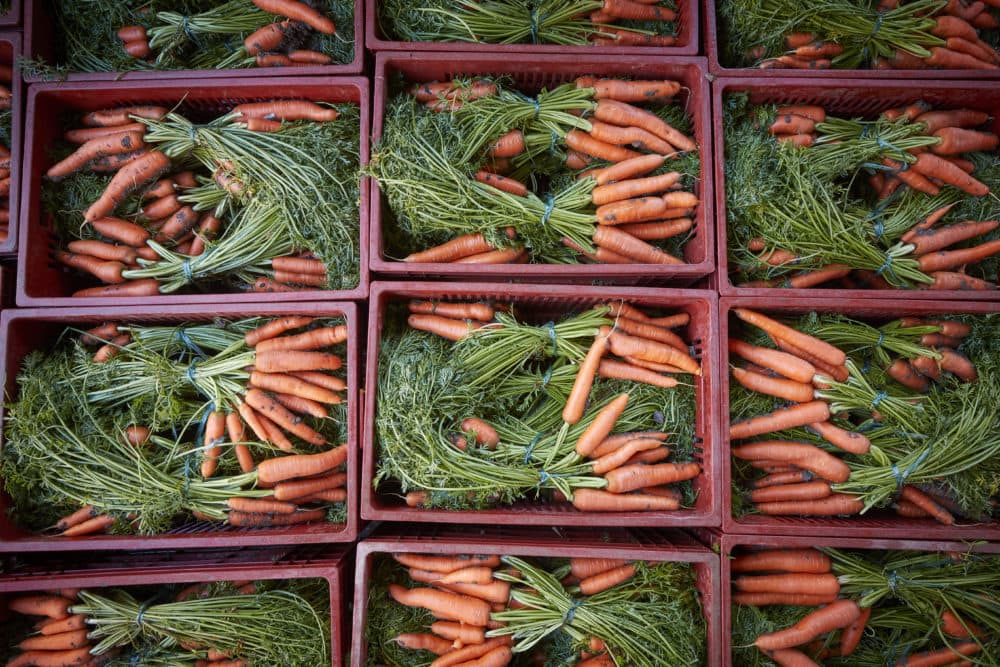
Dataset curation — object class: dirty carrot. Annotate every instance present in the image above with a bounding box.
[732,366,816,403]
[591,153,666,186]
[594,100,696,152]
[839,606,871,657]
[273,472,346,501]
[226,507,325,527]
[232,100,338,122]
[9,595,73,619]
[734,592,838,607]
[808,421,871,455]
[899,485,954,525]
[593,225,684,265]
[404,233,499,263]
[84,150,172,222]
[606,327,701,375]
[733,440,849,482]
[596,359,678,388]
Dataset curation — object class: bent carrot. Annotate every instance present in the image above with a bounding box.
[82,106,168,127]
[575,392,630,457]
[840,606,871,657]
[728,339,817,384]
[899,485,954,525]
[389,584,491,627]
[597,358,679,388]
[85,151,172,222]
[244,389,325,445]
[733,440,849,482]
[594,100,696,152]
[733,309,846,367]
[591,153,665,186]
[755,599,861,651]
[808,421,871,455]
[606,327,701,375]
[593,225,684,265]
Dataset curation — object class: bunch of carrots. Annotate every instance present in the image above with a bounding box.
[367,552,705,666]
[2,316,350,536]
[720,0,999,70]
[0,59,11,245]
[731,545,999,666]
[728,307,1000,524]
[116,0,338,69]
[725,94,999,291]
[23,0,354,78]
[42,97,360,296]
[378,0,680,48]
[370,75,699,267]
[376,298,703,514]
[1,579,330,666]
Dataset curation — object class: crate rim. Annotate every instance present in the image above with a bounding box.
[0,32,22,255]
[352,529,721,667]
[15,75,370,306]
[365,0,700,56]
[0,301,360,551]
[369,51,715,284]
[21,0,365,81]
[719,294,1000,540]
[361,280,722,528]
[703,0,1000,80]
[712,75,1000,301]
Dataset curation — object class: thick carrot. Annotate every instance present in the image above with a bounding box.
[895,641,980,666]
[755,599,861,651]
[67,240,137,266]
[587,120,677,155]
[37,614,87,636]
[586,78,680,102]
[244,388,325,445]
[252,371,338,406]
[606,327,701,375]
[490,129,526,158]
[404,233,497,263]
[590,27,677,47]
[595,196,668,225]
[395,633,453,655]
[756,493,864,516]
[915,109,990,134]
[273,472,346,501]
[734,440,849,482]
[432,641,513,667]
[460,417,500,449]
[808,421,871,455]
[922,271,997,290]
[611,316,687,351]
[912,153,990,197]
[918,239,1000,273]
[776,105,826,123]
[243,21,292,55]
[438,567,496,586]
[256,444,347,484]
[769,114,816,136]
[226,412,255,474]
[886,358,930,393]
[407,314,487,341]
[47,131,146,179]
[940,609,985,638]
[618,217,692,241]
[592,154,665,186]
[594,100,696,152]
[200,410,226,478]
[593,225,684,265]
[226,497,297,514]
[839,606,871,657]
[288,49,332,64]
[388,584,491,627]
[6,648,94,667]
[771,338,850,383]
[394,553,501,573]
[578,563,636,595]
[227,508,325,527]
[899,485,954,525]
[434,580,510,605]
[9,595,73,619]
[591,438,662,474]
[271,256,327,276]
[571,488,679,511]
[575,392,630,457]
[474,171,527,197]
[731,549,830,573]
[289,371,346,392]
[566,129,641,162]
[926,45,997,69]
[730,401,832,441]
[750,480,832,503]
[729,339,817,384]
[232,100,338,122]
[907,220,999,256]
[56,251,126,284]
[252,0,336,32]
[84,151,172,222]
[601,0,675,20]
[90,217,150,247]
[81,106,168,127]
[591,172,681,206]
[937,347,977,382]
[254,350,343,373]
[255,325,346,352]
[257,412,294,451]
[409,301,494,324]
[569,557,628,579]
[734,592,838,606]
[732,366,816,403]
[735,572,840,596]
[603,461,700,493]
[734,309,846,367]
[244,316,313,347]
[596,359,678,388]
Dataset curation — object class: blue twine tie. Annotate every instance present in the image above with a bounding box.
[871,390,888,409]
[563,599,582,625]
[540,194,555,227]
[523,433,543,463]
[540,366,552,388]
[543,321,558,355]
[528,7,540,44]
[136,600,152,627]
[892,444,933,493]
[532,98,541,122]
[875,331,885,347]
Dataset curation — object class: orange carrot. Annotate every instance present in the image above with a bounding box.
[407,314,487,341]
[584,78,680,102]
[728,339,817,384]
[591,438,662,474]
[431,640,513,667]
[490,129,526,158]
[459,417,500,449]
[733,592,838,607]
[289,371,346,392]
[254,350,343,373]
[591,172,682,206]
[593,225,684,265]
[254,325,346,352]
[605,327,701,375]
[47,131,146,179]
[437,567,496,586]
[244,316,313,347]
[750,480,832,503]
[81,106,168,127]
[756,493,864,516]
[839,606,871,657]
[73,278,161,299]
[67,240,137,265]
[918,239,1000,273]
[287,49,332,64]
[388,584,491,626]
[776,105,826,123]
[753,470,814,488]
[886,358,930,393]
[90,217,150,247]
[921,271,997,290]
[907,220,999,256]
[596,359,678,388]
[730,401,832,441]
[594,100,696,152]
[54,505,98,532]
[226,412,255,474]
[893,640,980,666]
[569,558,628,579]
[731,548,830,573]
[226,497,297,514]
[587,120,677,155]
[925,45,997,69]
[808,421,871,455]
[771,338,850,383]
[912,153,990,196]
[394,633,454,655]
[566,129,641,162]
[575,392,630,457]
[6,648,94,667]
[755,600,861,651]
[562,333,611,425]
[409,301,495,323]
[474,171,527,197]
[454,247,527,264]
[200,410,226,478]
[732,366,816,403]
[404,233,497,263]
[601,0,675,21]
[9,595,73,619]
[571,488,679,511]
[252,372,337,407]
[734,309,846,367]
[84,151,172,222]
[394,554,501,573]
[736,573,840,596]
[915,109,990,134]
[243,20,292,55]
[271,256,327,276]
[37,614,87,636]
[244,388,325,445]
[226,508,325,527]
[899,485,954,525]
[595,196,668,225]
[273,472,346,501]
[769,114,816,136]
[232,100,338,122]
[940,609,985,638]
[734,440,849,482]
[578,563,636,594]
[603,461,700,493]
[256,444,347,484]
[937,347,977,382]
[591,154,666,186]
[763,648,822,666]
[590,27,677,47]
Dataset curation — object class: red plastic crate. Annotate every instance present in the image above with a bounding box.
[690,530,1000,667]
[714,77,1000,300]
[0,301,360,551]
[23,0,363,81]
[720,295,1000,540]
[352,525,721,666]
[0,1,19,27]
[0,545,350,666]
[704,0,1000,80]
[0,32,22,256]
[367,0,699,56]
[16,76,369,306]
[362,281,721,527]
[370,52,714,285]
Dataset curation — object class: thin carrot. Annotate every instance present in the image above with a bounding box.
[60,513,116,536]
[394,554,501,573]
[47,131,146,179]
[763,648,822,667]
[734,440,849,482]
[226,412,255,474]
[454,247,527,264]
[410,301,495,323]
[254,350,343,373]
[839,606,871,657]
[6,648,94,667]
[37,614,88,636]
[755,599,861,651]
[578,563,636,595]
[591,154,665,186]
[388,584,491,627]
[232,100,338,122]
[273,472,346,501]
[907,220,999,256]
[914,109,989,134]
[911,153,990,195]
[605,327,701,375]
[899,485,954,525]
[893,640,980,666]
[200,410,226,478]
[244,389,325,445]
[255,444,347,484]
[54,504,98,532]
[591,438,662,474]
[566,129,641,163]
[591,172,681,206]
[753,470,815,488]
[575,392,630,457]
[404,233,497,263]
[84,151,172,222]
[408,314,487,341]
[244,316,313,347]
[601,0,675,20]
[918,239,1000,273]
[474,170,527,197]
[732,366,816,403]
[596,358,678,388]
[756,493,864,516]
[394,633,453,656]
[288,49,332,64]
[771,337,850,383]
[430,640,513,667]
[730,401,832,440]
[587,120,677,155]
[734,309,846,367]
[728,339,817,384]
[731,548,831,573]
[593,225,684,265]
[269,388,333,417]
[563,333,610,425]
[226,508,325,527]
[571,488,680,511]
[254,325,347,352]
[289,371,346,392]
[593,100,696,152]
[750,480,832,503]
[81,106,168,127]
